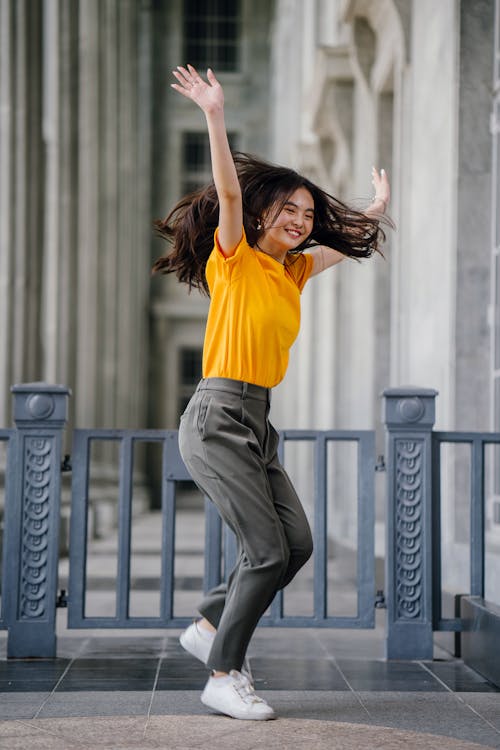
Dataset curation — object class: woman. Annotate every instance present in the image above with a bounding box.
[153,65,390,721]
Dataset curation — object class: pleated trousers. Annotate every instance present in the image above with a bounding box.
[178,377,313,673]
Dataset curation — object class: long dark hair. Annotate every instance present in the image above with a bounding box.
[152,153,386,294]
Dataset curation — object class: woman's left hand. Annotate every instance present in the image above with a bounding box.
[371,167,390,213]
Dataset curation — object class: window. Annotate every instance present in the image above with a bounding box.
[178,347,203,418]
[182,131,239,195]
[183,0,241,73]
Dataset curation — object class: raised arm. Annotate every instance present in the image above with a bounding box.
[309,166,391,276]
[171,65,242,257]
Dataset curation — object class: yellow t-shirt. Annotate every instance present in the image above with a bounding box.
[203,228,314,388]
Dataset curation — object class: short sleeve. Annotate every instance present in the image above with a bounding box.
[212,226,248,266]
[205,226,250,292]
[285,252,314,292]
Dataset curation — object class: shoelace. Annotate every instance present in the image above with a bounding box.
[230,671,265,705]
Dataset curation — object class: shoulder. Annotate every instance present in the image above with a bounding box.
[209,226,252,267]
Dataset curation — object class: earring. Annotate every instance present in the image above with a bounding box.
[257,221,262,230]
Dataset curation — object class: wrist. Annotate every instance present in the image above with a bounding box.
[372,196,387,212]
[204,104,225,119]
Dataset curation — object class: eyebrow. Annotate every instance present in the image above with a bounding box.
[284,201,315,214]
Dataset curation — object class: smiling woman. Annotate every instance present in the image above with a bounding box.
[152,64,390,722]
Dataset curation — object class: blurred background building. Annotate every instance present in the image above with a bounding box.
[1,0,499,607]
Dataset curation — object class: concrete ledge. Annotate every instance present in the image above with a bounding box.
[461,596,500,688]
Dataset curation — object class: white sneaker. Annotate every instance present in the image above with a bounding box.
[179,621,214,664]
[201,670,275,721]
[179,621,254,684]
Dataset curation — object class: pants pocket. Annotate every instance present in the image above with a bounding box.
[196,392,212,441]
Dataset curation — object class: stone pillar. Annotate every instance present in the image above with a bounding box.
[5,384,70,658]
[0,0,45,425]
[383,386,438,660]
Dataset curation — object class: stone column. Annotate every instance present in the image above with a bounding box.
[383,386,438,660]
[5,384,70,658]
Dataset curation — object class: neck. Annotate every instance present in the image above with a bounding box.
[255,243,287,265]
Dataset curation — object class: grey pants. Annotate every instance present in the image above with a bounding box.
[178,377,313,673]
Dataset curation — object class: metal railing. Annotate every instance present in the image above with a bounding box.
[67,427,375,630]
[431,431,500,631]
[0,382,496,660]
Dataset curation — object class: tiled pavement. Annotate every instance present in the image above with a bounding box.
[1,510,500,748]
[1,627,499,749]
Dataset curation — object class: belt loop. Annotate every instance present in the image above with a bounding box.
[242,382,248,398]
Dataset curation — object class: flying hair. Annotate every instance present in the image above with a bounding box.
[152,152,387,295]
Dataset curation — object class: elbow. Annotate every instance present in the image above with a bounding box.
[218,187,241,203]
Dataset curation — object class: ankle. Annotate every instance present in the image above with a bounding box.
[212,671,229,678]
[198,617,216,634]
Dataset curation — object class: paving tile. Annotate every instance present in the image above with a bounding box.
[68,657,157,672]
[0,660,69,679]
[259,689,373,723]
[336,658,447,691]
[55,677,155,692]
[156,656,208,690]
[357,691,500,748]
[149,688,208,715]
[424,661,500,693]
[250,657,350,691]
[0,692,50,720]
[76,637,166,659]
[247,628,327,659]
[316,628,386,660]
[459,693,500,731]
[56,657,158,692]
[37,690,152,718]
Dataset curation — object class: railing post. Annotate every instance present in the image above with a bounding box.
[5,383,70,658]
[382,386,438,660]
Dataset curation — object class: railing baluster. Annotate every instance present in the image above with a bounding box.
[314,434,327,620]
[116,436,133,621]
[160,435,177,620]
[357,432,375,627]
[431,434,443,628]
[68,431,91,628]
[470,438,485,597]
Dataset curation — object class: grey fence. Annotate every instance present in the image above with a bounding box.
[0,383,495,661]
[67,427,375,632]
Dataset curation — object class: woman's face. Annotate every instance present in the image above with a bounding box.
[260,187,315,257]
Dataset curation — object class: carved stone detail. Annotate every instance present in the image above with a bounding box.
[19,437,53,619]
[395,439,423,620]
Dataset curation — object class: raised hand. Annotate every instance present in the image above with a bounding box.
[171,64,224,115]
[371,166,390,211]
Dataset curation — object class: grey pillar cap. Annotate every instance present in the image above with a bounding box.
[11,383,71,425]
[382,386,438,429]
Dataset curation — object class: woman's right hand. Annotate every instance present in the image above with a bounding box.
[171,65,224,115]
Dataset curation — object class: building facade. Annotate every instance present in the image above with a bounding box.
[1,0,499,606]
[267,0,500,604]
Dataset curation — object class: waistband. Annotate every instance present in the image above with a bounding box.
[197,378,270,402]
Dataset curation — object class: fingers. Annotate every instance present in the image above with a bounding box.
[206,68,219,86]
[171,65,218,92]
